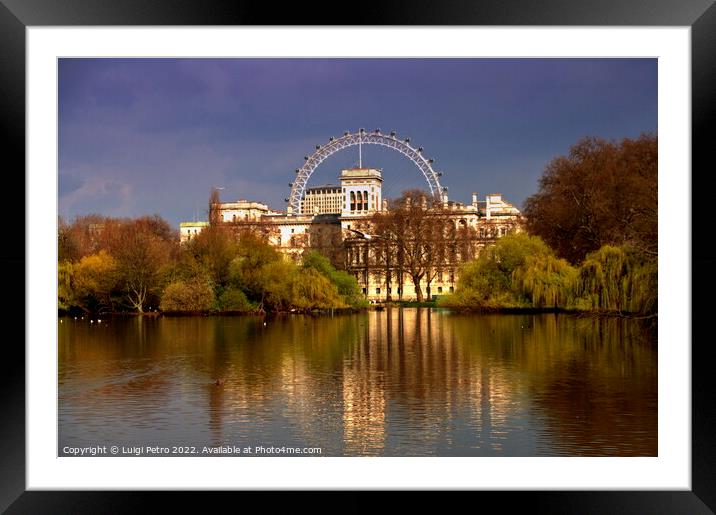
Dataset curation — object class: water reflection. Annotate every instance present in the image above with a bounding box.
[59,309,657,456]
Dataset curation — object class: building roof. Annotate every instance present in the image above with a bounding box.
[305,184,341,192]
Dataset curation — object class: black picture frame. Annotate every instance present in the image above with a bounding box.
[2,0,713,512]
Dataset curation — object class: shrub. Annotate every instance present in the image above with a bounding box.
[216,287,254,313]
[160,279,214,312]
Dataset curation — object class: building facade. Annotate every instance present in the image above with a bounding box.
[184,167,523,301]
[300,185,342,215]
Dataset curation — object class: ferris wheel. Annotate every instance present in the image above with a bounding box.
[286,128,445,213]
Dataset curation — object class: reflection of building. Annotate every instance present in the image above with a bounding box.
[180,167,523,300]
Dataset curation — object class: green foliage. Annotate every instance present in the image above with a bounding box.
[186,225,239,287]
[439,233,554,310]
[260,259,298,312]
[58,261,76,312]
[513,254,578,308]
[441,233,656,316]
[302,251,362,307]
[160,279,215,312]
[291,268,346,310]
[227,232,282,297]
[216,287,254,313]
[574,245,657,314]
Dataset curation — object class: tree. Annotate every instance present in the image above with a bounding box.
[573,245,657,315]
[302,250,362,307]
[227,230,282,299]
[186,224,239,287]
[107,218,176,312]
[523,134,657,264]
[72,250,120,313]
[512,254,577,309]
[440,233,559,310]
[209,187,222,226]
[369,189,452,302]
[58,214,110,262]
[291,268,346,310]
[160,279,215,312]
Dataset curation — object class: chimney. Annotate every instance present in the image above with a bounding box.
[485,194,491,220]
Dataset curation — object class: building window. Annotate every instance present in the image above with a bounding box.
[438,287,443,293]
[291,228,294,233]
[376,288,381,294]
[362,288,367,294]
[449,286,454,293]
[438,271,443,282]
[387,287,392,294]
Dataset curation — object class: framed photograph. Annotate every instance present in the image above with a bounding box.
[3,0,713,511]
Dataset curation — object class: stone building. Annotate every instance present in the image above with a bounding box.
[182,167,523,301]
[300,185,342,215]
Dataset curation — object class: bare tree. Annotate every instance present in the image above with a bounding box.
[369,189,451,302]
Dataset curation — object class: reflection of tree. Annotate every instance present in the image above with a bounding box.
[59,311,656,456]
[527,317,657,456]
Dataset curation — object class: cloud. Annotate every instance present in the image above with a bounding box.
[59,175,133,219]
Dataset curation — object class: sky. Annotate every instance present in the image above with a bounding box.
[58,58,657,228]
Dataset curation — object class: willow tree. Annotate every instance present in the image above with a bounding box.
[512,254,577,309]
[574,245,657,315]
[440,233,558,310]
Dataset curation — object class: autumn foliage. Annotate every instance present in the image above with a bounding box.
[523,134,657,264]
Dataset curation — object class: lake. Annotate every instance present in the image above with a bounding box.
[58,308,657,456]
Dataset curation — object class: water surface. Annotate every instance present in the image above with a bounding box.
[58,308,657,456]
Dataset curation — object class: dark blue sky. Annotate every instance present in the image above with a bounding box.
[59,58,657,227]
